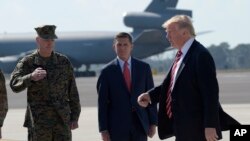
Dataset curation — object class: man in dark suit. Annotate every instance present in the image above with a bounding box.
[97,32,158,141]
[138,15,240,141]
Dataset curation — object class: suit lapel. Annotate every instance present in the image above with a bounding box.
[131,58,136,93]
[114,59,122,73]
[175,40,196,80]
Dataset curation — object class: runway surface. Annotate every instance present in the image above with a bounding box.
[2,71,250,140]
[6,71,250,108]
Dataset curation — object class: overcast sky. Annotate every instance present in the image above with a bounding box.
[0,0,249,48]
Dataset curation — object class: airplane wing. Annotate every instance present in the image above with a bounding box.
[196,30,213,36]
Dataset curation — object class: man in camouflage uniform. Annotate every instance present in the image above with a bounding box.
[10,25,81,141]
[0,70,8,139]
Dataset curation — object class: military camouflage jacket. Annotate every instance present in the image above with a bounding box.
[10,50,81,126]
[0,70,8,127]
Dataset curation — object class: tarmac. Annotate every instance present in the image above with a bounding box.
[1,71,250,141]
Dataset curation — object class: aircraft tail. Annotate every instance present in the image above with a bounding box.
[133,29,166,45]
[123,0,192,32]
[145,0,178,13]
[132,29,170,58]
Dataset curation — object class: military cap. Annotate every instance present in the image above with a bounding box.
[35,25,58,39]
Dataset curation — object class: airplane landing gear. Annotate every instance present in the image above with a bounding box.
[74,71,96,77]
[74,64,96,77]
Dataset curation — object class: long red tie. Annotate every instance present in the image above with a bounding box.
[123,61,131,92]
[166,50,182,118]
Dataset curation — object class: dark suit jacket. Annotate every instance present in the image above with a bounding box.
[149,40,240,140]
[97,57,158,139]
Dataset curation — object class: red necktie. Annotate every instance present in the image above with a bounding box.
[166,50,182,118]
[123,61,131,92]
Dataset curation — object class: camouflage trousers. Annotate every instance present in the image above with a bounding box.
[27,122,71,141]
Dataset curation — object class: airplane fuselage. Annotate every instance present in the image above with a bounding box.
[0,0,192,75]
[0,31,168,69]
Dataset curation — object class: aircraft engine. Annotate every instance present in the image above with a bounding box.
[124,12,163,29]
[123,9,192,30]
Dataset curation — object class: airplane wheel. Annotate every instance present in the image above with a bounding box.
[74,71,96,77]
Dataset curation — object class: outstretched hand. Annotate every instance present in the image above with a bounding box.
[137,93,151,107]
